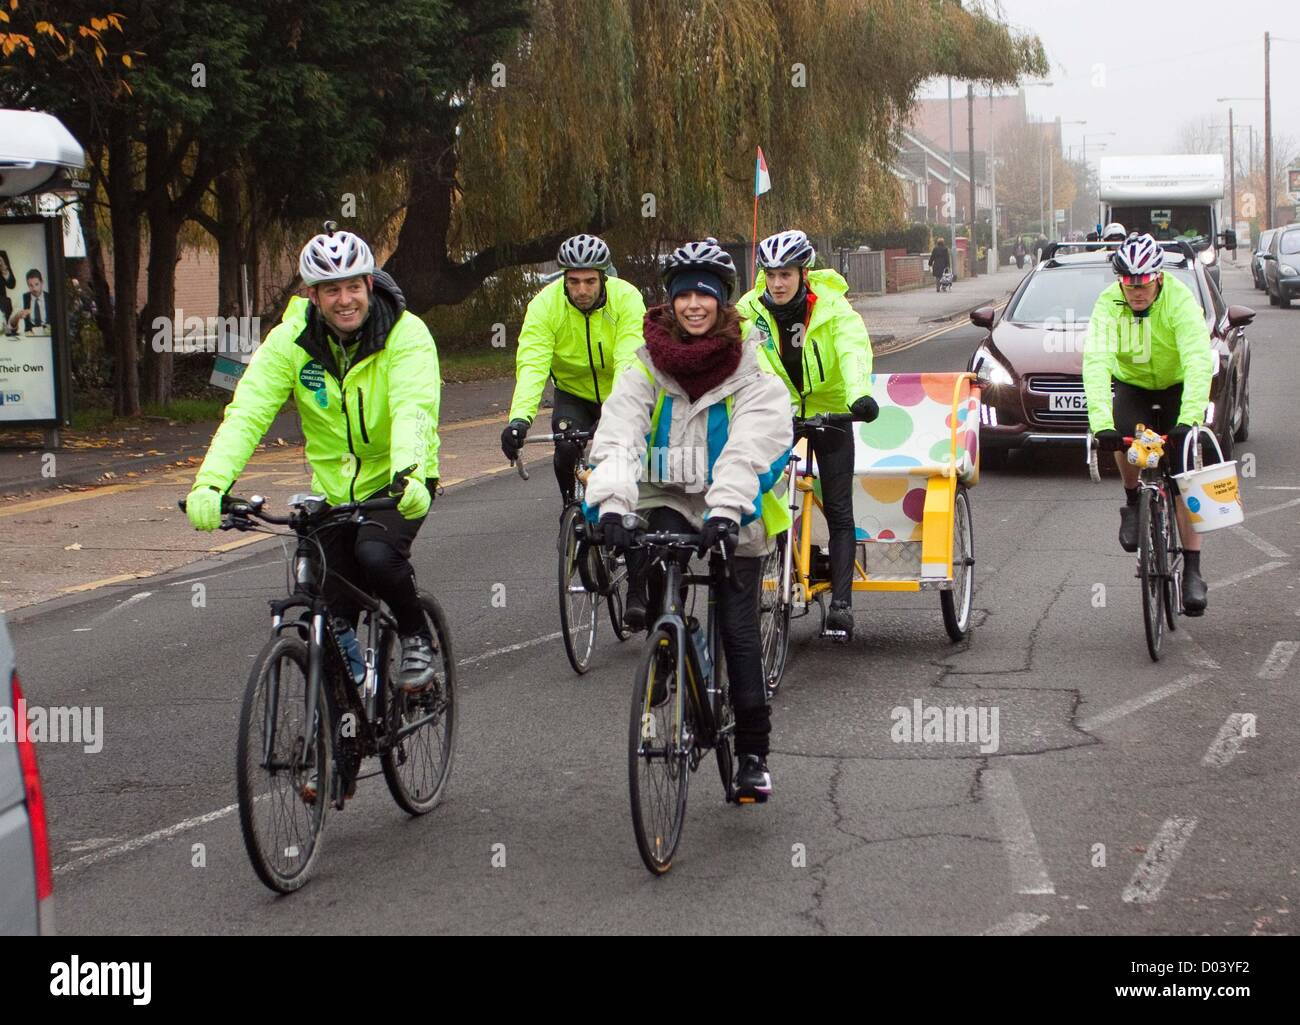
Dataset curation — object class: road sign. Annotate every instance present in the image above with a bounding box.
[1054,209,1065,223]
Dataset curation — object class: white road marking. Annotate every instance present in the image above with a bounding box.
[984,769,1055,895]
[981,912,1049,936]
[1230,526,1289,560]
[1175,631,1220,670]
[53,627,568,876]
[1258,641,1299,680]
[1122,817,1197,905]
[1246,496,1300,519]
[1079,674,1211,733]
[76,591,154,631]
[1208,560,1288,591]
[1201,714,1250,768]
[166,560,280,587]
[457,631,564,666]
[1254,486,1300,490]
[54,803,239,876]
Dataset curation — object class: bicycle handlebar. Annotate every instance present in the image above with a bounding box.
[514,426,595,481]
[178,493,400,529]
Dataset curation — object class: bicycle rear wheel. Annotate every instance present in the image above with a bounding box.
[381,592,457,815]
[236,634,330,894]
[1138,490,1164,661]
[628,627,690,875]
[758,536,791,697]
[558,505,598,673]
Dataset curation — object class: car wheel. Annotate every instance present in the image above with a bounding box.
[1269,285,1280,306]
[1281,292,1293,310]
[1233,371,1250,443]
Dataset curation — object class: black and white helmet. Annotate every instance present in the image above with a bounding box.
[1111,232,1165,281]
[299,225,375,285]
[1101,222,1127,242]
[757,229,816,270]
[660,237,738,299]
[557,234,611,270]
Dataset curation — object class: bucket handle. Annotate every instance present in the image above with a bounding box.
[1181,424,1224,473]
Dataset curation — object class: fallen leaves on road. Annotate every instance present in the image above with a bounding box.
[64,542,83,551]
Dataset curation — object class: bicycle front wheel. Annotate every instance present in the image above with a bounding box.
[1161,494,1181,630]
[236,634,330,894]
[558,505,598,673]
[381,592,457,815]
[628,627,690,875]
[605,547,632,642]
[1138,490,1164,661]
[759,536,791,697]
[941,485,975,642]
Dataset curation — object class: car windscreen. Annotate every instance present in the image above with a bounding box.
[1107,204,1212,243]
[1006,265,1203,324]
[1280,231,1300,256]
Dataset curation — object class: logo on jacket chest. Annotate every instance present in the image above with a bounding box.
[299,360,329,408]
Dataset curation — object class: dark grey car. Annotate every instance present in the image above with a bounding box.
[0,614,54,934]
[1252,228,1278,290]
[1262,226,1300,309]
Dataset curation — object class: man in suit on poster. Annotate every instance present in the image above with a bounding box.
[8,268,50,336]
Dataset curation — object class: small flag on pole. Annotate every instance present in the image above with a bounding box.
[755,146,772,196]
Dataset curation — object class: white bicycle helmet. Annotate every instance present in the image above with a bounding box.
[757,229,816,269]
[1101,222,1127,242]
[299,226,375,285]
[557,234,611,270]
[1111,232,1164,282]
[660,237,738,299]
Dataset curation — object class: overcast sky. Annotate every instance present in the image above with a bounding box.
[920,0,1299,169]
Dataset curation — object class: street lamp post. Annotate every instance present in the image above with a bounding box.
[1054,119,1086,241]
[1217,96,1265,238]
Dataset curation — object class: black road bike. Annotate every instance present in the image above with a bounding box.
[180,491,456,893]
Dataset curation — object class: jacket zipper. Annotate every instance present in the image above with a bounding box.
[584,314,602,404]
[812,341,825,382]
[357,387,370,444]
[337,363,361,503]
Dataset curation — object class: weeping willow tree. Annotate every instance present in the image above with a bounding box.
[386,0,1047,312]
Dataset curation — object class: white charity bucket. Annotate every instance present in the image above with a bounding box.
[1172,426,1242,533]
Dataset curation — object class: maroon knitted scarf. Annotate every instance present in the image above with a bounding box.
[643,304,742,401]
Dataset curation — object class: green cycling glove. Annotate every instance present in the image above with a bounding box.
[186,486,223,532]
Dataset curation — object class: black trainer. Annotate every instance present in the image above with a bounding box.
[825,600,853,643]
[623,592,647,633]
[1118,505,1139,553]
[734,754,772,804]
[1182,567,1208,616]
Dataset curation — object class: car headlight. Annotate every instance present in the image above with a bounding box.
[1282,264,1298,276]
[973,347,1014,386]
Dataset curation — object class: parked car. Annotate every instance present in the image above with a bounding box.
[1261,225,1300,309]
[0,613,53,934]
[967,240,1253,469]
[1252,228,1278,290]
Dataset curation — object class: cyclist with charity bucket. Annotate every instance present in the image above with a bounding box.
[1083,232,1213,615]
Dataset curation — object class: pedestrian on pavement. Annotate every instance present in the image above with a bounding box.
[928,237,950,292]
[1033,234,1048,263]
[1013,238,1026,269]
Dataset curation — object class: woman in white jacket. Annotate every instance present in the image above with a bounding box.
[584,239,792,803]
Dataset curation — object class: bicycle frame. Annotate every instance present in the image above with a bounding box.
[646,550,728,754]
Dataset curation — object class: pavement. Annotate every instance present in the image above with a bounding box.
[852,265,1021,353]
[8,259,1299,936]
